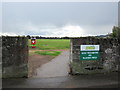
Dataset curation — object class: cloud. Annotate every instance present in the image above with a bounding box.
[1,21,114,37]
[0,32,18,36]
[21,22,86,37]
[81,25,114,35]
[52,25,85,37]
[2,2,117,37]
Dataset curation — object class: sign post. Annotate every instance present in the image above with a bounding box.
[80,45,100,60]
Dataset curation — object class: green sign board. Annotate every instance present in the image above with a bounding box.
[80,45,100,60]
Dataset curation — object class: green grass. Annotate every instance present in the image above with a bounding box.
[34,51,62,56]
[29,39,70,50]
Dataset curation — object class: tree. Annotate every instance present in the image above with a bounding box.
[112,26,120,39]
[27,35,31,39]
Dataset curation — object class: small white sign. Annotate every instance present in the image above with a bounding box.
[81,45,100,51]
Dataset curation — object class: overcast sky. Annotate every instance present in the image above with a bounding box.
[1,1,118,37]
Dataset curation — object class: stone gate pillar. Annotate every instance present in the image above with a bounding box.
[2,36,28,78]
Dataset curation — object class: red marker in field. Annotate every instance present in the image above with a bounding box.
[31,37,36,48]
[31,39,36,45]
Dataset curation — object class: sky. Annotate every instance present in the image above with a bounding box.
[0,1,119,37]
[118,2,120,26]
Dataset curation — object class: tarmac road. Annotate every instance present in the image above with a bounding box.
[2,72,119,88]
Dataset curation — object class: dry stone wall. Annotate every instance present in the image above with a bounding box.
[70,37,120,74]
[2,36,28,78]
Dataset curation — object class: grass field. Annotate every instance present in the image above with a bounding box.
[34,51,62,56]
[29,39,70,56]
[29,39,70,50]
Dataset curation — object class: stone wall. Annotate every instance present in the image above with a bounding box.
[0,37,2,78]
[2,36,28,78]
[70,37,120,74]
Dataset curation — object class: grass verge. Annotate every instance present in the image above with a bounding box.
[34,51,62,56]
